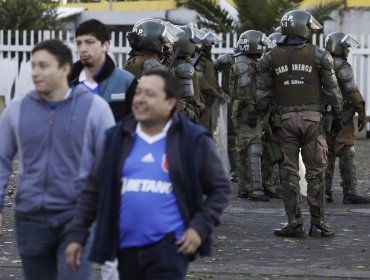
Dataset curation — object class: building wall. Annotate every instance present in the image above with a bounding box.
[324,8,370,38]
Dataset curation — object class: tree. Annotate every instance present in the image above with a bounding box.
[0,0,63,43]
[235,0,302,34]
[176,0,238,33]
[309,0,346,27]
[176,0,345,35]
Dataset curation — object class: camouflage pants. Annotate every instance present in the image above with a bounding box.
[228,102,237,173]
[277,111,328,225]
[325,118,356,194]
[262,136,281,188]
[235,119,262,190]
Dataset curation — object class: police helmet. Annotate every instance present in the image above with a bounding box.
[280,10,322,39]
[324,31,360,58]
[267,32,283,51]
[174,26,206,56]
[127,18,184,54]
[236,30,269,55]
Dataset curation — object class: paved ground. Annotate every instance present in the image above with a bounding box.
[1,140,369,279]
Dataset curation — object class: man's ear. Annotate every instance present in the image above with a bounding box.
[63,63,72,78]
[102,42,110,52]
[167,97,177,111]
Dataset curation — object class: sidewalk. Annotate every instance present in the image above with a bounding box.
[1,140,370,279]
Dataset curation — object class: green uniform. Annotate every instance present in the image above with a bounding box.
[124,51,165,79]
[230,54,268,201]
[174,56,205,123]
[325,56,369,204]
[215,54,238,177]
[196,52,225,131]
[257,43,343,230]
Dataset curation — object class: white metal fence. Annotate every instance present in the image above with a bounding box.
[1,30,370,116]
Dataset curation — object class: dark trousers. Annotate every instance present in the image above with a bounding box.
[117,235,190,280]
[15,212,93,280]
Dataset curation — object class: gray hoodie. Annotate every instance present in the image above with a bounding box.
[0,85,115,221]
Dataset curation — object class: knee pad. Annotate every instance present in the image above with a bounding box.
[341,146,355,160]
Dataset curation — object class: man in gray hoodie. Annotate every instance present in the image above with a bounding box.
[0,39,115,280]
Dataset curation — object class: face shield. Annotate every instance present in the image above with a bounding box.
[161,22,186,44]
[202,31,222,45]
[190,28,207,44]
[340,34,360,48]
[308,15,322,30]
[132,19,185,44]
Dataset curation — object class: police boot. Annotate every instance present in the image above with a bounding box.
[309,222,334,238]
[237,184,249,199]
[340,146,370,204]
[307,176,334,237]
[263,164,283,199]
[274,224,307,238]
[264,185,284,199]
[248,144,269,201]
[275,174,306,237]
[324,146,336,203]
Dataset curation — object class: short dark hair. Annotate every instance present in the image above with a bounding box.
[143,70,180,100]
[75,19,110,43]
[32,39,73,68]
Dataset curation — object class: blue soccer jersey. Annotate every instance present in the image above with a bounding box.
[118,121,186,249]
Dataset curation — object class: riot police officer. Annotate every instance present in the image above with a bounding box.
[230,30,270,201]
[195,31,227,131]
[257,10,343,238]
[260,31,284,199]
[324,32,370,204]
[173,25,205,123]
[214,52,238,181]
[124,18,183,78]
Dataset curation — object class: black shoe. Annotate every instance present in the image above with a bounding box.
[274,224,307,238]
[249,190,270,202]
[309,223,334,238]
[264,186,284,199]
[343,194,370,204]
[237,189,249,199]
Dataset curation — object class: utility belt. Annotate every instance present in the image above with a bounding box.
[270,103,323,130]
[279,104,323,115]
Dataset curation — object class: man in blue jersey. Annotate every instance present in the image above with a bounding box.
[65,70,232,279]
[69,19,137,121]
[0,40,115,280]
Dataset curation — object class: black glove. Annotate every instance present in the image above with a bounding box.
[331,118,343,136]
[246,111,258,128]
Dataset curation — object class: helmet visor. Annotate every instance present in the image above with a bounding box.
[132,18,151,31]
[190,28,206,44]
[340,34,360,48]
[162,22,185,43]
[308,15,322,30]
[202,31,222,45]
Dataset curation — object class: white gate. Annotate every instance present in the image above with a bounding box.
[1,30,370,115]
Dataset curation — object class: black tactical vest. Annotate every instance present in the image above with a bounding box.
[270,44,322,106]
